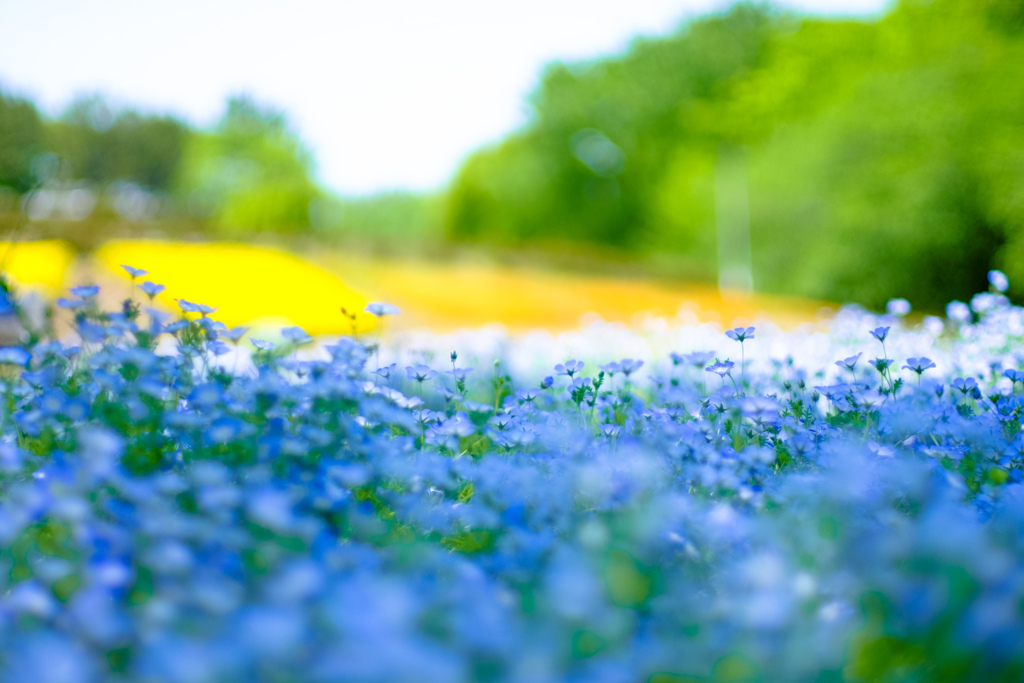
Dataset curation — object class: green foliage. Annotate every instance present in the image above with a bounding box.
[446,0,1024,309]
[177,96,320,235]
[439,528,499,554]
[308,191,445,247]
[51,95,188,190]
[0,92,46,192]
[447,3,772,281]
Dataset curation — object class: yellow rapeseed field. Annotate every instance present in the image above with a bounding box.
[0,240,76,296]
[308,251,833,332]
[94,241,378,335]
[1,238,831,335]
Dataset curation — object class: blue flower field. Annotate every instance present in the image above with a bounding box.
[2,271,1024,682]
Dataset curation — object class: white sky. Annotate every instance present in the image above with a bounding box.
[0,0,889,195]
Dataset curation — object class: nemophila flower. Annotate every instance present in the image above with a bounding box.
[684,351,716,368]
[205,415,245,445]
[952,377,979,396]
[726,326,755,342]
[121,264,148,279]
[0,289,12,317]
[972,291,1011,315]
[836,353,862,373]
[375,363,397,380]
[739,395,780,419]
[448,367,474,381]
[555,359,584,377]
[886,298,911,316]
[250,338,275,351]
[56,297,85,310]
[176,299,216,315]
[599,362,620,375]
[78,321,107,343]
[872,357,894,373]
[221,326,249,342]
[619,358,643,376]
[164,319,189,334]
[570,375,592,389]
[3,263,1024,681]
[903,357,936,376]
[870,326,890,343]
[364,302,401,317]
[946,301,971,323]
[138,281,165,298]
[0,346,30,366]
[281,326,312,344]
[989,269,1010,293]
[70,285,99,298]
[406,364,438,383]
[517,388,540,403]
[706,360,734,377]
[859,388,888,410]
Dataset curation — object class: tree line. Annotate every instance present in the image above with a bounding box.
[2,0,1023,308]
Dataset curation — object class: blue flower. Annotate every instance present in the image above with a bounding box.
[725,326,755,342]
[870,326,891,343]
[946,301,971,323]
[406,364,438,382]
[951,377,979,395]
[364,302,401,317]
[56,297,85,310]
[375,362,397,380]
[872,357,894,373]
[684,351,716,367]
[448,367,474,381]
[835,353,862,373]
[222,326,249,342]
[121,265,148,278]
[706,360,735,376]
[989,269,1009,293]
[619,358,644,376]
[139,281,166,298]
[554,359,584,377]
[205,416,245,445]
[176,299,216,315]
[902,357,936,375]
[281,326,312,344]
[886,298,911,316]
[70,285,99,298]
[0,346,30,366]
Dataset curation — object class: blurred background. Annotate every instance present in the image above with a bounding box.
[0,0,1021,333]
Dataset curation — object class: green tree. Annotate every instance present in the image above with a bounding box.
[0,92,46,192]
[177,96,320,235]
[49,95,188,191]
[445,0,1024,309]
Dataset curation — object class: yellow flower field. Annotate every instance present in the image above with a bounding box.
[0,240,76,296]
[306,251,833,332]
[1,238,831,335]
[94,241,377,335]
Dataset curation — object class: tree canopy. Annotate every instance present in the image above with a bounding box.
[445,0,1024,309]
